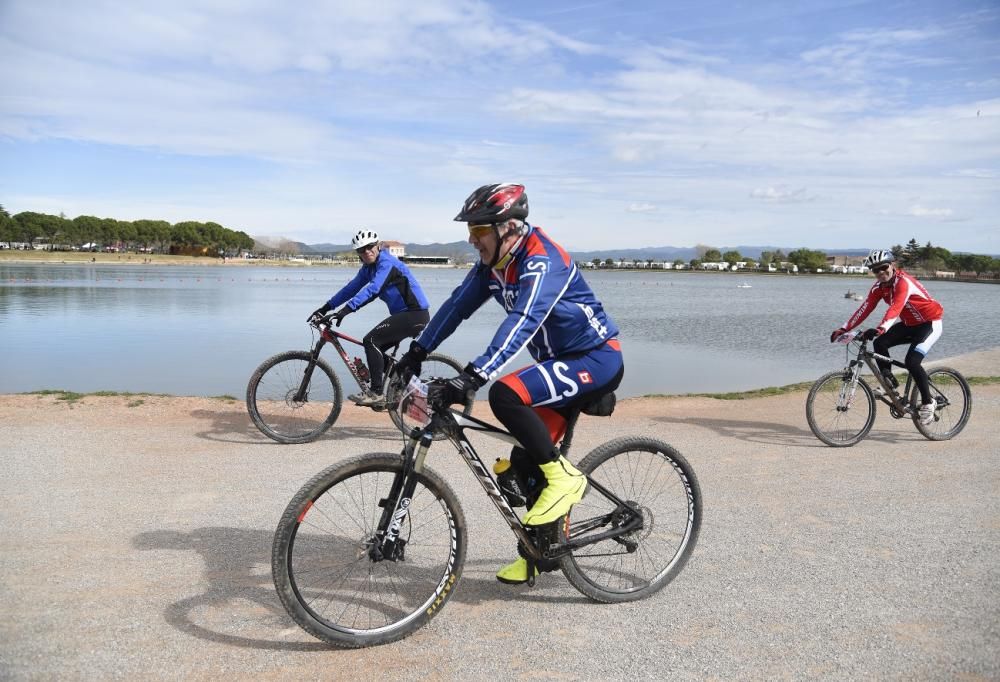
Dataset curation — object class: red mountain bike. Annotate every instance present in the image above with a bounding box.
[246,314,471,443]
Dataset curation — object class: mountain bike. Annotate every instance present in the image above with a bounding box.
[246,315,472,444]
[271,379,702,648]
[806,330,972,447]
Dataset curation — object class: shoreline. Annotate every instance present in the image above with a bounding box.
[7,347,998,403]
[3,253,999,283]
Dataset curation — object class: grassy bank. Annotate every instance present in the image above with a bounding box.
[646,374,1000,400]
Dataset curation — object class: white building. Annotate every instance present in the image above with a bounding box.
[383,240,406,257]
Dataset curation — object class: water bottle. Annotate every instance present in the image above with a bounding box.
[493,458,527,507]
[353,357,370,383]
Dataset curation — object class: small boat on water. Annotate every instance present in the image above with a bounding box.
[737,282,752,289]
[845,290,863,301]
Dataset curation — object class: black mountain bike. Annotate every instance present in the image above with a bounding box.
[806,330,972,447]
[272,379,702,648]
[246,315,472,444]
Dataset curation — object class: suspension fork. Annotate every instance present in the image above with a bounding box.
[292,337,327,402]
[369,430,431,562]
[837,358,865,408]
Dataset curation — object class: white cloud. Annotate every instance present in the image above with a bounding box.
[1,2,998,253]
[907,205,954,217]
[749,186,814,203]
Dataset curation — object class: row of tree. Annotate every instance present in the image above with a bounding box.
[0,206,255,255]
[586,240,1000,275]
[892,238,1000,275]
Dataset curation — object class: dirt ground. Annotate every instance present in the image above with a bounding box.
[0,350,997,680]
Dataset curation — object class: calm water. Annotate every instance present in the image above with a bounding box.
[1,263,998,398]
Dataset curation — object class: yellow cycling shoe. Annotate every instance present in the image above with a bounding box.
[522,456,587,526]
[496,557,539,585]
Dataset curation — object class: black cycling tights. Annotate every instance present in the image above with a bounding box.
[488,362,624,469]
[489,382,566,467]
[363,309,429,393]
[873,322,933,404]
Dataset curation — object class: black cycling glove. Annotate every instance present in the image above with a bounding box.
[394,342,429,381]
[308,302,332,324]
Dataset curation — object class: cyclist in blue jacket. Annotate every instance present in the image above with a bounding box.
[395,183,623,585]
[310,229,430,406]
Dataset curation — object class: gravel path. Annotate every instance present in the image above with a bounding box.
[1,350,997,680]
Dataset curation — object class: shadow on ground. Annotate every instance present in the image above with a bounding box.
[133,526,586,651]
[188,407,405,445]
[649,414,920,447]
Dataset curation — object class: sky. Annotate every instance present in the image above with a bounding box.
[1,0,998,253]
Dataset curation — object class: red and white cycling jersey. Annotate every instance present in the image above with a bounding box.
[843,269,943,332]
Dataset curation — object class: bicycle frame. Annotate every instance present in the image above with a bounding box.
[291,321,398,403]
[371,402,642,568]
[852,341,916,416]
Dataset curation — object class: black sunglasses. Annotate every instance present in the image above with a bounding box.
[871,264,891,274]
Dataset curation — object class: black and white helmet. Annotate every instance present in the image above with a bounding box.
[863,249,895,269]
[352,229,379,250]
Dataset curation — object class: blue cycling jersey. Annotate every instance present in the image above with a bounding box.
[417,224,619,383]
[327,251,429,314]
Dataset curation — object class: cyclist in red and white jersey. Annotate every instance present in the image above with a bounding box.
[830,249,944,424]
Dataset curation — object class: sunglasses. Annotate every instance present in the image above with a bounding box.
[355,243,378,254]
[467,223,495,238]
[871,264,892,274]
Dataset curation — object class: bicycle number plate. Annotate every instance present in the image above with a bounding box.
[403,376,431,426]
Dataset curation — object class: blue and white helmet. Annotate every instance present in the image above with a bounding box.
[352,229,379,250]
[863,249,895,269]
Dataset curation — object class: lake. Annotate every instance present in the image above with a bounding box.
[1,262,997,398]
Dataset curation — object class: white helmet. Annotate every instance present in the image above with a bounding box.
[863,249,895,269]
[352,229,379,250]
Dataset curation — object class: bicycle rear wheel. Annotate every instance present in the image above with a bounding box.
[560,437,701,603]
[246,351,343,444]
[909,367,972,441]
[386,352,473,439]
[806,371,876,447]
[272,453,466,648]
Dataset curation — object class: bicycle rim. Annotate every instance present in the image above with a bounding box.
[910,367,972,441]
[247,351,342,444]
[806,371,876,447]
[560,437,701,603]
[273,454,466,647]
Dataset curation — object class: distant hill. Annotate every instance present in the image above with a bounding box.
[282,239,870,263]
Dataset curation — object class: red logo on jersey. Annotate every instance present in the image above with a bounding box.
[578,371,593,384]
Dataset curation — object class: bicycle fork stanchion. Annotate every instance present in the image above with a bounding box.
[374,428,438,562]
[293,338,326,403]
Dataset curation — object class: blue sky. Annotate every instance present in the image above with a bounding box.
[1,0,998,252]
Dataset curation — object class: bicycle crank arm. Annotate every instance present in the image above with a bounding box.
[556,512,643,555]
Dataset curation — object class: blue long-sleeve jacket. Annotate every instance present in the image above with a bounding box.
[328,251,429,314]
[416,224,618,383]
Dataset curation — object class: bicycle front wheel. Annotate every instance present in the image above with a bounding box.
[246,351,343,444]
[272,453,467,648]
[560,437,701,603]
[806,371,876,447]
[909,367,972,441]
[386,352,473,440]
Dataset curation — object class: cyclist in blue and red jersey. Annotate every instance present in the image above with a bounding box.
[310,229,430,406]
[830,249,944,424]
[395,183,623,585]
